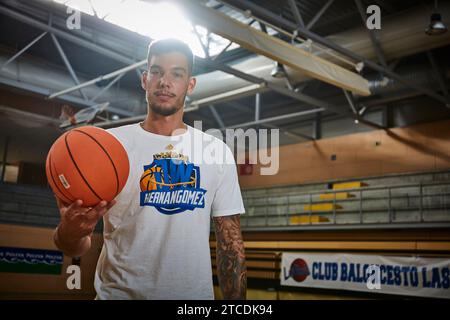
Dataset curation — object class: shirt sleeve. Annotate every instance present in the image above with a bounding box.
[211,144,246,217]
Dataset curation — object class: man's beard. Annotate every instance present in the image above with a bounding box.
[149,103,180,116]
[148,92,187,116]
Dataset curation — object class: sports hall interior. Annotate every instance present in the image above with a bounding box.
[0,0,449,299]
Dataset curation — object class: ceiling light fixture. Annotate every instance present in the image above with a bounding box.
[426,0,448,35]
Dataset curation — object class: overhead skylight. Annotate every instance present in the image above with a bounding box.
[52,0,240,58]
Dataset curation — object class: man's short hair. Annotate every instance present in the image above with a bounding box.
[147,38,194,75]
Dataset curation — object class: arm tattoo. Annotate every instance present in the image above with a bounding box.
[213,214,247,300]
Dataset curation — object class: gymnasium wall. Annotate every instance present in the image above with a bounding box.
[0,224,102,299]
[0,87,62,117]
[211,228,450,300]
[2,222,448,299]
[238,119,450,189]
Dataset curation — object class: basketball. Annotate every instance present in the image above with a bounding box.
[45,126,129,206]
[140,167,163,192]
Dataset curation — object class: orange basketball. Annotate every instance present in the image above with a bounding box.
[140,167,163,192]
[46,126,129,207]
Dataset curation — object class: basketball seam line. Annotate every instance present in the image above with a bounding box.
[73,129,120,196]
[139,171,153,182]
[64,132,102,201]
[140,170,159,191]
[48,153,74,203]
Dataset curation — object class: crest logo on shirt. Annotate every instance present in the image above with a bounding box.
[139,144,207,214]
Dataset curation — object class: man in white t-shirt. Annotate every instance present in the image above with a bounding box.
[53,38,246,300]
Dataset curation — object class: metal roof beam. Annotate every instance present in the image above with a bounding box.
[179,0,371,96]
[209,104,226,128]
[50,33,89,100]
[426,51,450,101]
[0,4,140,67]
[288,0,305,28]
[0,75,133,117]
[0,31,47,71]
[306,0,334,30]
[355,0,387,68]
[218,0,450,106]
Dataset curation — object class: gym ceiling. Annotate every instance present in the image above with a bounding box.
[0,0,449,146]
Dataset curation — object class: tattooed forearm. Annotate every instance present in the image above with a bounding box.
[214,214,246,300]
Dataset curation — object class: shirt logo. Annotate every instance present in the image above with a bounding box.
[139,146,207,215]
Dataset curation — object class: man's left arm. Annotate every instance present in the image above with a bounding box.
[213,214,247,300]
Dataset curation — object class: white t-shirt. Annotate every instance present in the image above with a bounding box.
[94,123,245,300]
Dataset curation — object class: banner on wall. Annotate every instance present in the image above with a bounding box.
[281,252,450,299]
[0,247,63,275]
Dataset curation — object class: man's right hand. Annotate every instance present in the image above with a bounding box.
[54,197,116,257]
